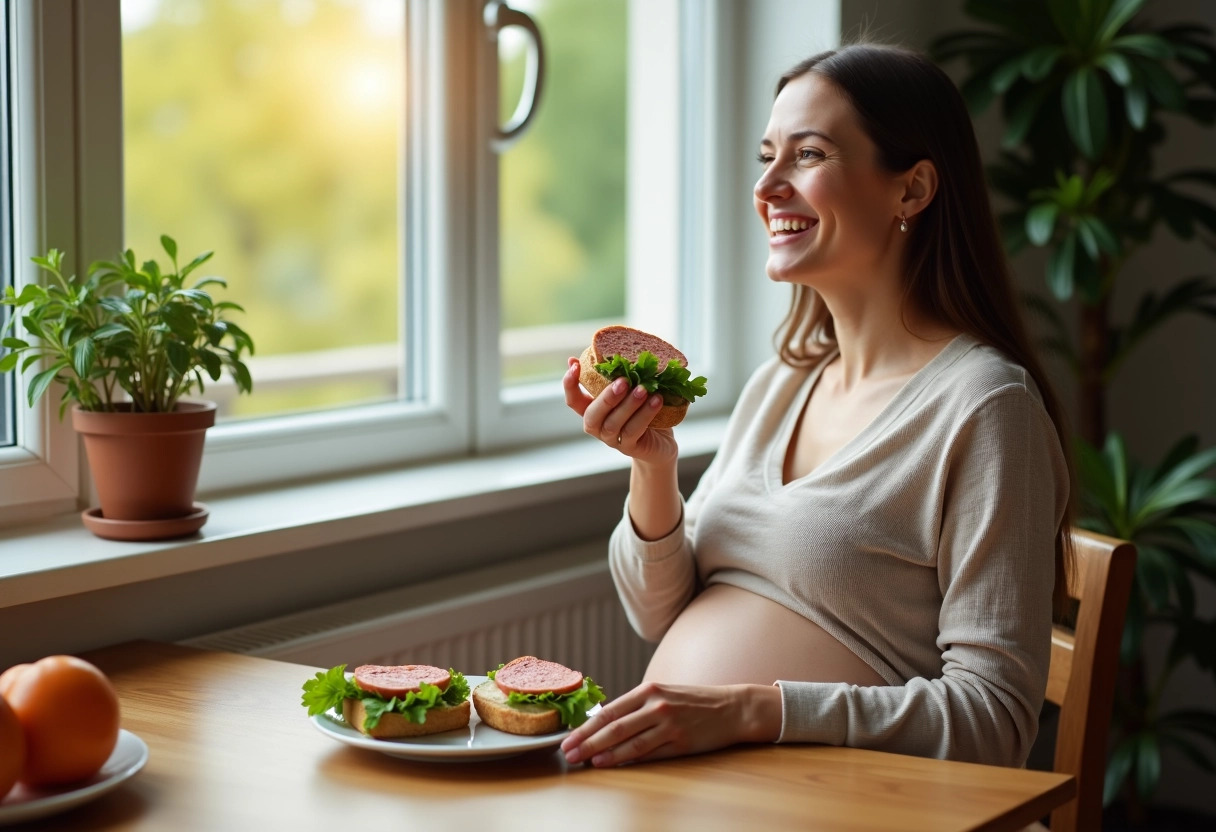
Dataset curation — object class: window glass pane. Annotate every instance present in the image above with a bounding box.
[121,0,406,421]
[0,1,13,448]
[499,0,627,386]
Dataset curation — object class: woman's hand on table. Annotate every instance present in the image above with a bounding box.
[563,358,678,466]
[560,681,783,767]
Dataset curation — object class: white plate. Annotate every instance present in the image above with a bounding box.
[310,675,596,762]
[0,729,149,826]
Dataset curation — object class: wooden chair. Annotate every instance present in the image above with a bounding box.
[1036,529,1136,832]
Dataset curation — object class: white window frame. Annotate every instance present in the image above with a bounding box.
[2,0,731,512]
[475,0,736,450]
[0,0,81,524]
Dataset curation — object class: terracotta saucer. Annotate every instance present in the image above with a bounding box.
[81,504,209,542]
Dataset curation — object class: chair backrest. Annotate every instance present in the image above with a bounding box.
[1045,529,1136,832]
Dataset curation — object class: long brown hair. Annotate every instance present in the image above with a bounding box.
[772,43,1075,616]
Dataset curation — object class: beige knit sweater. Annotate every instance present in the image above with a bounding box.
[608,334,1069,767]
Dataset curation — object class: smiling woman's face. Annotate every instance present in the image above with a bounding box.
[754,73,903,290]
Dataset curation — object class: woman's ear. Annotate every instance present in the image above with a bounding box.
[900,159,938,219]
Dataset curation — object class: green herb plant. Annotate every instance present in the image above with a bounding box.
[932,0,1216,819]
[486,664,607,728]
[595,350,708,406]
[0,235,254,418]
[301,665,471,732]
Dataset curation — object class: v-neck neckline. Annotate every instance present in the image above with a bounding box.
[769,334,976,490]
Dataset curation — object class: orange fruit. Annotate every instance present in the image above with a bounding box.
[0,664,29,696]
[0,656,120,787]
[0,694,24,799]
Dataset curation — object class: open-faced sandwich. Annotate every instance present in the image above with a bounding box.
[301,663,470,738]
[472,656,606,736]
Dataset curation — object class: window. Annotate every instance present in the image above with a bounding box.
[2,0,725,508]
[497,0,627,389]
[120,0,632,433]
[0,0,13,449]
[122,0,408,421]
[0,1,81,521]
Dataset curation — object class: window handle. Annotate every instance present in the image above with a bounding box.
[484,0,545,152]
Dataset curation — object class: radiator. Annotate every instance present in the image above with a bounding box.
[181,543,654,698]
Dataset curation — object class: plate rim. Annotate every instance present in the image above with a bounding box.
[0,728,149,826]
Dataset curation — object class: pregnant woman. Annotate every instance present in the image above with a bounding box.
[560,43,1073,769]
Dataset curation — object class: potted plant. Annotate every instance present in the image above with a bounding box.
[1,235,254,541]
[931,1,1216,826]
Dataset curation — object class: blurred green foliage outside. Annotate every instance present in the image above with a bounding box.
[499,0,626,331]
[122,0,626,417]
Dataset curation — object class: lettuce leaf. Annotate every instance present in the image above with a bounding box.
[486,665,607,729]
[300,665,470,731]
[594,350,708,406]
[441,669,470,705]
[300,665,359,716]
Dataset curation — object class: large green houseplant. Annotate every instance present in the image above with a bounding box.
[1,235,254,539]
[931,0,1216,823]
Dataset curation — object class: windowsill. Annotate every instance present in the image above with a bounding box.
[0,416,727,610]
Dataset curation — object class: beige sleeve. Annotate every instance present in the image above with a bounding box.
[775,388,1069,766]
[607,453,717,642]
[607,496,696,643]
[607,359,781,642]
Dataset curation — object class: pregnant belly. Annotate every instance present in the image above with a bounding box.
[644,583,888,687]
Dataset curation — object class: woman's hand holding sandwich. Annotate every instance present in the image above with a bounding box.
[560,681,782,767]
[563,358,677,465]
[563,357,682,542]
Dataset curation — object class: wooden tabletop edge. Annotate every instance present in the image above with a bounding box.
[971,774,1076,832]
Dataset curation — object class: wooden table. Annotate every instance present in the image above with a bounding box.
[18,641,1073,831]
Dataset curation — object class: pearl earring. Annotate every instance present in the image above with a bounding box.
[899,213,908,233]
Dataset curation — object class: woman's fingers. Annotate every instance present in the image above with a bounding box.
[562,681,685,766]
[562,687,643,754]
[564,358,662,452]
[634,742,680,763]
[587,725,670,767]
[617,392,663,446]
[564,705,658,765]
[600,383,652,444]
[562,683,754,768]
[562,359,592,417]
[584,378,647,445]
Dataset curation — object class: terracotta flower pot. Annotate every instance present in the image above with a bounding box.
[71,402,216,524]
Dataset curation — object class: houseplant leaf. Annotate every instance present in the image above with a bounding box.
[1047,232,1077,299]
[1026,202,1060,245]
[1077,216,1120,256]
[27,361,67,407]
[1062,66,1107,159]
[1104,432,1130,521]
[1096,0,1147,45]
[1135,733,1162,800]
[1104,736,1136,805]
[1124,81,1149,129]
[70,337,96,380]
[1113,32,1173,59]
[1131,54,1186,110]
[1021,44,1064,81]
[178,252,215,281]
[1096,51,1133,85]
